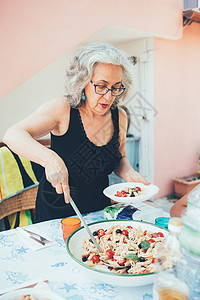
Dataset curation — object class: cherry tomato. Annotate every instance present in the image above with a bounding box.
[112,257,116,261]
[136,186,141,192]
[121,190,126,194]
[122,229,129,236]
[106,249,114,258]
[152,258,156,263]
[127,226,133,229]
[118,260,126,266]
[122,194,127,197]
[97,229,105,238]
[157,232,164,237]
[115,191,121,196]
[141,269,149,274]
[143,230,147,235]
[115,190,127,197]
[92,255,100,263]
[148,239,155,243]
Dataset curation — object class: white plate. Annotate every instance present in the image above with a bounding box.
[66,220,168,287]
[0,288,64,300]
[103,182,159,204]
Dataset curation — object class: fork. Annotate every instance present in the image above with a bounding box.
[21,228,51,244]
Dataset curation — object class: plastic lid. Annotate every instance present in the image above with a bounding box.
[155,217,170,229]
[168,217,183,233]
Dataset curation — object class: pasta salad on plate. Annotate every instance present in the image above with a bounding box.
[103,183,159,204]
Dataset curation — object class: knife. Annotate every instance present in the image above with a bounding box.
[29,235,46,245]
[21,228,51,244]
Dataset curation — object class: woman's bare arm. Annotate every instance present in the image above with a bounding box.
[3,97,71,202]
[170,193,188,217]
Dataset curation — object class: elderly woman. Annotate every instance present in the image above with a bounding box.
[3,43,149,222]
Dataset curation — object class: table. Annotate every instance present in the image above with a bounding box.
[0,208,169,300]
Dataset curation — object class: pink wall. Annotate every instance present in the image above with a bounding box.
[154,22,200,198]
[0,0,182,98]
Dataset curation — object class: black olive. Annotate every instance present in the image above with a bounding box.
[82,256,88,262]
[93,231,98,236]
[116,241,119,243]
[138,243,142,249]
[126,266,131,273]
[116,229,122,234]
[130,193,135,197]
[139,257,146,262]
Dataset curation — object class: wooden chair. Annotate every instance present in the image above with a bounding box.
[0,184,38,220]
[0,146,44,229]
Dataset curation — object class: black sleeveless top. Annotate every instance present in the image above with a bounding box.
[35,107,122,222]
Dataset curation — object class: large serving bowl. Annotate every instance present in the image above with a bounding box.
[66,220,168,287]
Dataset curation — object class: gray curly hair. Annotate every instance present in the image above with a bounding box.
[65,43,134,108]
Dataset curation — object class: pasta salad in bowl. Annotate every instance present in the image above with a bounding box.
[66,220,167,287]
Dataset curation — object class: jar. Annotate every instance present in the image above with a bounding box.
[177,184,200,299]
[153,218,189,300]
[176,247,200,300]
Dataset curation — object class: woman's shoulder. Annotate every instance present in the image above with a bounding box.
[48,96,70,111]
[47,96,71,135]
[46,96,71,120]
[118,106,127,125]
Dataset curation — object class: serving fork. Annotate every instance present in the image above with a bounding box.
[69,196,127,269]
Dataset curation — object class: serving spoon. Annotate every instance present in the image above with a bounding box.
[69,196,127,269]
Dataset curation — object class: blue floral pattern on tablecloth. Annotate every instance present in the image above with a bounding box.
[0,209,154,299]
[6,271,29,284]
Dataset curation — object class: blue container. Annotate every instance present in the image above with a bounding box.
[155,217,170,229]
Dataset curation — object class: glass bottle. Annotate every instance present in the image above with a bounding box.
[177,185,200,299]
[153,217,189,300]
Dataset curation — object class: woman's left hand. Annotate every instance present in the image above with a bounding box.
[114,157,150,185]
[124,168,150,185]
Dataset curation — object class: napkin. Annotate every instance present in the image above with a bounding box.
[0,279,48,296]
[17,227,57,251]
[0,280,65,299]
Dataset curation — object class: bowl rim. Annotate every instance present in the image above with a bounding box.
[66,219,168,277]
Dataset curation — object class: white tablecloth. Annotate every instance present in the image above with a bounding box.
[0,209,169,300]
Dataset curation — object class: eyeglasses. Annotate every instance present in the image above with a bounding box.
[90,80,126,97]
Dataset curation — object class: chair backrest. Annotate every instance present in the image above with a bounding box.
[0,185,38,220]
[0,146,44,221]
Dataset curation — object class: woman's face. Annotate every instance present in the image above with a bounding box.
[84,63,123,116]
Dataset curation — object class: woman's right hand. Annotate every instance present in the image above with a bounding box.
[44,152,70,203]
